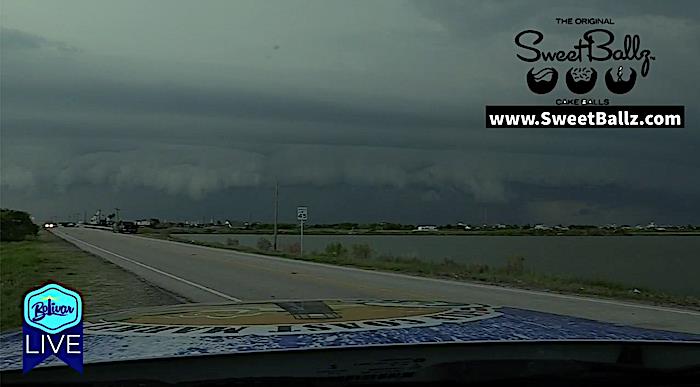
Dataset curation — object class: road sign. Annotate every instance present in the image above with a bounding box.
[297,207,308,221]
[296,206,308,257]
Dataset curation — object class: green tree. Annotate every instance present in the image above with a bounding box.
[1,209,39,241]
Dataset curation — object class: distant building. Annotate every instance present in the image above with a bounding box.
[416,225,438,231]
[224,220,246,229]
[135,219,153,226]
[534,224,551,231]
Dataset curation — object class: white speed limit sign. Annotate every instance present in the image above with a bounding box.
[297,206,308,221]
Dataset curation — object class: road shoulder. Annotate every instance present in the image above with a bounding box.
[0,231,185,331]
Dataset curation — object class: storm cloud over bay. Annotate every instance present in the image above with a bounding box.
[2,0,699,224]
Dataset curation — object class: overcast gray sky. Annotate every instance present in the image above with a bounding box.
[1,0,699,225]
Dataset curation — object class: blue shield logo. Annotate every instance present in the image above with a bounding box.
[23,284,83,373]
[24,284,82,334]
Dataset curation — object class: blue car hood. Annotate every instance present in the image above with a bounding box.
[2,299,698,371]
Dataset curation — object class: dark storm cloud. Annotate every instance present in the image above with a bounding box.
[1,27,79,52]
[3,76,473,130]
[1,1,700,224]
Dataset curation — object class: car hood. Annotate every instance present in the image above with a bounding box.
[1,299,698,371]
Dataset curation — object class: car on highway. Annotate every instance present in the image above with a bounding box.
[1,299,699,385]
[112,221,138,234]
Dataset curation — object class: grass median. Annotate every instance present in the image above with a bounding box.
[156,233,699,310]
[0,231,182,331]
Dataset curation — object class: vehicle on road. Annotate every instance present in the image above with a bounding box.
[112,221,138,234]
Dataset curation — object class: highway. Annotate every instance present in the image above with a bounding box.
[52,227,700,334]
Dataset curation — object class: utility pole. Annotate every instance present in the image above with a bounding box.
[115,208,121,222]
[273,181,279,251]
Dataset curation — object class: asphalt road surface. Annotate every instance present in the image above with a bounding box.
[52,227,700,334]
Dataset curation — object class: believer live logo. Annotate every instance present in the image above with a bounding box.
[23,283,83,373]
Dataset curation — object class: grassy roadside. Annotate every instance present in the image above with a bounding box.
[149,233,700,310]
[0,231,182,331]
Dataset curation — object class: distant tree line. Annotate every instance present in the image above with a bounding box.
[1,209,39,241]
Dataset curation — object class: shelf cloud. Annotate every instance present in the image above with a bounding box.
[2,1,699,224]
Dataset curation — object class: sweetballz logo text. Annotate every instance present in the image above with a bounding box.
[484,18,684,128]
[23,283,83,373]
[516,28,655,98]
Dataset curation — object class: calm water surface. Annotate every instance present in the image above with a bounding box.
[178,234,699,296]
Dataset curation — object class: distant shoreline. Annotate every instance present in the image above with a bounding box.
[140,226,700,237]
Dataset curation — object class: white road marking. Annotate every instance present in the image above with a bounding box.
[125,231,700,316]
[54,230,242,302]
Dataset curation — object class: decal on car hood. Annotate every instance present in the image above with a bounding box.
[1,300,698,371]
